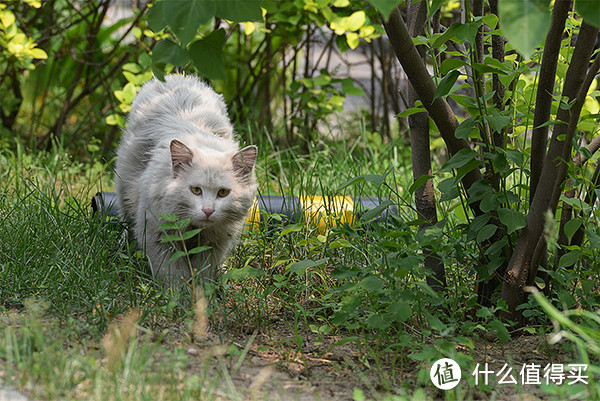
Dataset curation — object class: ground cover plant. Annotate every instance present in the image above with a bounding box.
[1,0,600,400]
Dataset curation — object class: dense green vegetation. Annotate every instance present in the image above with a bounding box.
[2,0,600,400]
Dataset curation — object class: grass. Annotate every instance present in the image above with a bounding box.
[1,127,598,400]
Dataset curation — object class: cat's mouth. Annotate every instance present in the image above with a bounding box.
[189,219,214,229]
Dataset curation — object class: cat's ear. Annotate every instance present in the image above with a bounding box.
[232,145,257,180]
[170,139,193,175]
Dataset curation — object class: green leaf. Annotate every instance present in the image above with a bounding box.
[181,227,203,240]
[360,199,395,221]
[428,0,446,19]
[477,224,497,243]
[288,258,328,275]
[105,114,125,126]
[188,245,211,255]
[215,0,263,22]
[387,300,412,322]
[367,0,403,21]
[440,58,467,75]
[499,0,551,60]
[163,0,215,46]
[358,275,385,292]
[485,109,511,133]
[160,233,182,243]
[454,117,478,140]
[341,78,365,96]
[434,70,461,99]
[168,250,187,264]
[408,174,434,195]
[488,319,510,343]
[152,39,189,67]
[503,149,524,167]
[189,28,227,80]
[439,148,478,173]
[224,265,266,280]
[558,249,581,268]
[453,19,484,43]
[396,106,427,118]
[497,208,527,234]
[577,0,600,28]
[147,1,167,32]
[564,218,583,242]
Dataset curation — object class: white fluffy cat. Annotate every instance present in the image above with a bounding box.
[115,75,258,288]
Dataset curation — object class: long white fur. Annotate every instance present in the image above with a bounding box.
[115,75,257,288]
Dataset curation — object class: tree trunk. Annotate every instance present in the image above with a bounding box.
[501,22,600,322]
[406,0,447,291]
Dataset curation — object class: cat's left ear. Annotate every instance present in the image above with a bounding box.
[232,145,258,180]
[170,139,193,176]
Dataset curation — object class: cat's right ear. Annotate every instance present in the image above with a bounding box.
[170,139,193,176]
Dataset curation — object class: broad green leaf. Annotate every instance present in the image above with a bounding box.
[152,39,189,67]
[434,70,461,99]
[288,258,328,275]
[160,233,182,243]
[168,250,187,264]
[105,114,125,126]
[181,227,203,240]
[476,224,497,243]
[188,245,211,255]
[396,106,427,118]
[189,28,227,80]
[564,218,583,242]
[489,319,510,343]
[388,301,412,322]
[147,1,167,32]
[497,207,527,234]
[558,249,581,268]
[428,0,446,19]
[440,58,467,75]
[224,265,266,280]
[215,0,263,22]
[366,314,390,329]
[498,0,551,60]
[341,78,365,96]
[158,213,179,222]
[439,148,478,173]
[503,149,524,167]
[330,11,366,34]
[454,117,478,140]
[453,19,484,43]
[485,236,508,257]
[408,174,434,195]
[360,199,395,221]
[163,0,215,46]
[358,275,385,292]
[367,0,403,21]
[576,0,600,28]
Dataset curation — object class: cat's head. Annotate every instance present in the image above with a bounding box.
[166,139,258,229]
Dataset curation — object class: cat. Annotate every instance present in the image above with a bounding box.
[114,75,258,289]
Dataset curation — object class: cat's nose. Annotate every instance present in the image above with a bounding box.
[202,208,214,218]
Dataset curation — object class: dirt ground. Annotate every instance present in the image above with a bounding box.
[173,322,580,401]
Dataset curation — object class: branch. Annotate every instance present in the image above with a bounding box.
[529,0,572,202]
[383,7,484,214]
[501,21,600,322]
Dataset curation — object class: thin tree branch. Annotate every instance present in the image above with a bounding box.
[383,7,484,215]
[529,0,572,202]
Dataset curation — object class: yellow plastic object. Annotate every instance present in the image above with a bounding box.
[300,196,355,231]
[244,197,261,231]
[244,195,356,232]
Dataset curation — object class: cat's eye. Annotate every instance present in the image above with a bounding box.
[190,186,202,195]
[217,188,230,198]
